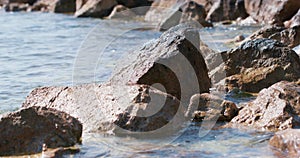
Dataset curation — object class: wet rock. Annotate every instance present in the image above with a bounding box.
[75,0,117,18]
[110,24,211,102]
[230,81,300,131]
[0,106,82,156]
[4,2,29,11]
[30,0,76,13]
[205,0,248,22]
[245,25,300,48]
[187,93,238,122]
[269,129,300,157]
[218,38,300,92]
[107,4,136,20]
[23,84,186,134]
[0,0,8,6]
[145,0,212,31]
[285,9,300,28]
[244,0,300,25]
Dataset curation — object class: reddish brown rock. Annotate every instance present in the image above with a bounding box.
[244,0,300,25]
[245,25,300,48]
[30,0,76,13]
[22,84,187,136]
[270,129,300,157]
[145,0,213,31]
[285,9,300,28]
[75,0,117,18]
[230,81,300,131]
[206,0,248,22]
[110,24,211,102]
[218,39,300,92]
[187,93,238,122]
[0,106,82,156]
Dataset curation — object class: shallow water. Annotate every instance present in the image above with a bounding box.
[0,10,277,157]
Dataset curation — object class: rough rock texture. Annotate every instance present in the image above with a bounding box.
[206,0,248,22]
[75,0,117,18]
[8,0,36,5]
[0,106,82,156]
[110,25,211,103]
[219,39,300,92]
[187,93,238,122]
[285,9,300,28]
[107,4,136,20]
[230,81,300,131]
[145,0,212,31]
[22,84,185,134]
[245,25,300,48]
[244,0,300,25]
[269,129,300,157]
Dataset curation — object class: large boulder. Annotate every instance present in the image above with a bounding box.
[285,9,300,28]
[0,106,82,156]
[244,25,300,48]
[145,0,213,31]
[23,84,186,135]
[214,39,300,92]
[75,0,117,18]
[230,81,300,131]
[206,0,248,22]
[110,24,211,103]
[244,0,300,25]
[269,129,300,157]
[116,0,153,8]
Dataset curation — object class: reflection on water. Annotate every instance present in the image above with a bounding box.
[0,11,277,157]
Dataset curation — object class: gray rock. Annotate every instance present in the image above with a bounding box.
[75,0,117,18]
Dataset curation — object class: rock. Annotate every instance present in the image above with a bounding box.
[294,45,300,56]
[116,0,152,8]
[0,0,8,6]
[244,0,300,25]
[269,25,300,48]
[269,129,300,157]
[145,0,212,31]
[206,0,248,22]
[22,84,188,136]
[8,0,36,5]
[285,9,300,28]
[187,93,238,122]
[4,2,29,11]
[110,24,211,103]
[75,0,117,18]
[245,25,300,48]
[0,106,82,156]
[236,16,257,25]
[30,0,76,13]
[107,4,136,20]
[219,38,300,92]
[230,81,300,131]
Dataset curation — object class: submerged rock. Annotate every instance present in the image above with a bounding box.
[145,0,212,31]
[230,81,300,131]
[213,38,300,92]
[187,93,239,122]
[244,0,300,25]
[75,0,117,18]
[110,24,211,103]
[0,106,82,156]
[269,129,300,157]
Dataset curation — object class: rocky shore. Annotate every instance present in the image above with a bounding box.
[0,0,300,157]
